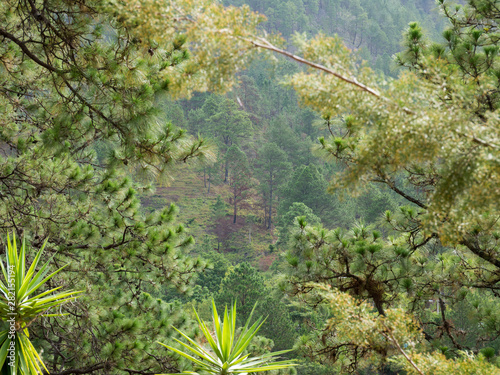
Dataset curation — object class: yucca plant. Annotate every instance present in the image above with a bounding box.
[0,233,82,374]
[158,300,296,375]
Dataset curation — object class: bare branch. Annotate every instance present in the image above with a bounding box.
[245,37,382,98]
[381,322,425,375]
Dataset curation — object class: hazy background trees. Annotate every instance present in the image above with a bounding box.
[3,0,500,374]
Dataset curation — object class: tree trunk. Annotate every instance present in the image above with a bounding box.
[233,196,237,223]
[225,158,229,183]
[267,176,273,230]
[207,170,211,194]
[267,202,272,230]
[203,167,206,188]
[224,140,230,183]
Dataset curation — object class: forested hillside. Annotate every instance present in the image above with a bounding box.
[226,0,444,75]
[139,0,500,373]
[151,0,434,261]
[2,0,500,375]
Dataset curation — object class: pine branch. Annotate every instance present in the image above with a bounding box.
[246,37,382,98]
[243,37,500,150]
[0,27,63,73]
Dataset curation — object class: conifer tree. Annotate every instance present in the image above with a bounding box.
[210,196,229,252]
[226,146,255,223]
[204,97,253,182]
[275,202,321,249]
[233,75,264,124]
[255,143,292,229]
[215,262,268,325]
[214,262,297,351]
[240,0,500,371]
[0,0,263,373]
[193,250,230,299]
[278,165,337,222]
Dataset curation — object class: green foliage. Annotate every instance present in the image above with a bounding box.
[212,196,229,222]
[276,203,320,249]
[225,0,444,73]
[255,143,292,229]
[226,146,255,223]
[194,251,231,300]
[107,0,271,96]
[354,184,402,224]
[278,165,339,223]
[232,75,264,124]
[256,291,297,352]
[205,96,252,149]
[216,263,267,324]
[202,96,253,183]
[158,300,296,374]
[0,0,266,372]
[285,221,409,317]
[263,112,318,167]
[215,263,297,351]
[281,212,500,371]
[295,283,500,375]
[0,234,81,374]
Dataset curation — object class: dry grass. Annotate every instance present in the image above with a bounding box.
[139,164,276,270]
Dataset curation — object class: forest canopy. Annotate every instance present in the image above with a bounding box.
[1,0,500,374]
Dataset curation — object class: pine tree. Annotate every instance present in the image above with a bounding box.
[278,165,338,222]
[226,146,255,224]
[255,143,292,229]
[215,262,268,324]
[233,75,264,124]
[204,97,253,182]
[214,262,297,351]
[192,250,231,301]
[0,0,263,373]
[275,202,321,248]
[210,196,230,252]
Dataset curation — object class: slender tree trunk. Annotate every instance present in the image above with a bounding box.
[356,34,363,49]
[233,198,237,223]
[267,175,273,230]
[207,169,211,194]
[203,167,206,188]
[224,140,230,183]
[53,336,63,372]
[267,199,272,230]
[225,158,229,183]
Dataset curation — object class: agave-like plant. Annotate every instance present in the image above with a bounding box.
[0,233,82,374]
[158,300,296,375]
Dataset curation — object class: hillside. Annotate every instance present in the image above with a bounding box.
[141,164,277,269]
[138,0,440,267]
[4,0,500,374]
